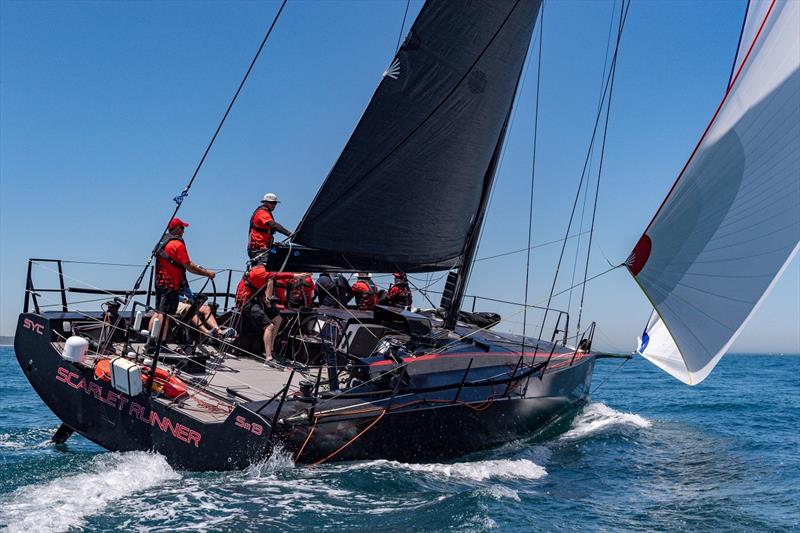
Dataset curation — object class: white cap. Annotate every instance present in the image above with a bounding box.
[262,193,279,203]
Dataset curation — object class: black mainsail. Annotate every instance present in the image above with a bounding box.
[272,0,541,274]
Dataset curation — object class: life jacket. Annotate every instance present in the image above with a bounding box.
[156,234,185,268]
[154,234,187,290]
[388,282,412,307]
[237,265,268,306]
[248,205,275,250]
[353,279,378,311]
[287,276,313,308]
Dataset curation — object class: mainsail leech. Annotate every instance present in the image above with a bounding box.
[628,0,800,385]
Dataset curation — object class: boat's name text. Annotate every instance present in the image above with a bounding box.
[55,366,202,447]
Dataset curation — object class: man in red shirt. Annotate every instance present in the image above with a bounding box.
[385,272,413,308]
[351,273,379,311]
[236,265,305,362]
[149,218,216,342]
[247,193,293,262]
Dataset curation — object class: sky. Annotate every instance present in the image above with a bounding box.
[1,0,798,354]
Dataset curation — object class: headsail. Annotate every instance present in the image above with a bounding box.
[628,0,800,385]
[272,0,541,273]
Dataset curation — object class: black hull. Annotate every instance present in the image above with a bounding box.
[15,313,594,470]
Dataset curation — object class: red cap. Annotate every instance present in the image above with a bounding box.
[168,217,189,231]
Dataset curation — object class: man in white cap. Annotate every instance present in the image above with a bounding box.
[247,192,293,262]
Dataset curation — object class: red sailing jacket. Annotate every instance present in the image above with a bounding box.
[235,265,277,306]
[155,236,190,291]
[248,206,276,251]
[352,279,379,310]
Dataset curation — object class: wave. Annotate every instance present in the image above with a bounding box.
[476,485,521,502]
[243,444,295,479]
[337,458,547,482]
[560,402,651,441]
[0,429,59,451]
[0,451,179,533]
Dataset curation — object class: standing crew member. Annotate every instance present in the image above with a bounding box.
[149,218,216,345]
[315,271,352,307]
[385,272,413,308]
[247,193,293,262]
[351,273,379,311]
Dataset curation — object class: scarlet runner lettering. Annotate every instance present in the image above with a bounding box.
[55,366,201,447]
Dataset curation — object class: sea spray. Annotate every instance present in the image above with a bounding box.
[561,402,651,441]
[0,451,179,533]
[335,458,548,482]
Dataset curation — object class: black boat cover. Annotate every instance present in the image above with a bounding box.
[276,0,541,273]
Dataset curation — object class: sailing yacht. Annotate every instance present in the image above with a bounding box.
[13,0,798,470]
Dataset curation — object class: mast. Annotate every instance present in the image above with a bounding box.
[441,112,513,330]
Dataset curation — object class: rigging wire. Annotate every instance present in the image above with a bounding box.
[394,0,412,55]
[567,0,617,317]
[536,0,631,342]
[475,231,590,264]
[126,0,289,304]
[576,0,630,337]
[521,1,545,357]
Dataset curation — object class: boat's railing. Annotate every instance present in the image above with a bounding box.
[422,289,571,346]
[23,258,243,314]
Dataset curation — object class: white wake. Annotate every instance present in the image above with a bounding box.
[0,451,179,533]
[339,458,547,482]
[561,402,651,440]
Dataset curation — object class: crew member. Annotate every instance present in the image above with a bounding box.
[385,272,413,308]
[247,193,293,262]
[273,272,313,309]
[315,271,352,307]
[176,295,234,339]
[235,265,307,362]
[149,218,216,345]
[285,274,314,309]
[351,273,379,311]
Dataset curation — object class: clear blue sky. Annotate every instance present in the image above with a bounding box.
[1,0,797,353]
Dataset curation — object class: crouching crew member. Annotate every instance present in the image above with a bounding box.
[385,272,413,308]
[315,271,352,307]
[273,272,314,309]
[150,218,216,344]
[286,273,314,309]
[351,273,379,311]
[236,264,281,363]
[247,192,293,262]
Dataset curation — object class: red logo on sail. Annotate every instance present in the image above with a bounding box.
[626,234,652,276]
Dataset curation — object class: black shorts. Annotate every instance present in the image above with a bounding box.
[155,288,180,315]
[244,299,279,329]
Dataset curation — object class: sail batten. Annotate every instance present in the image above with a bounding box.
[274,0,541,273]
[630,0,800,385]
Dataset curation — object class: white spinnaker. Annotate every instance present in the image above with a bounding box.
[730,0,775,85]
[631,0,800,385]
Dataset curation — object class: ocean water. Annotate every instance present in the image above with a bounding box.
[0,346,797,532]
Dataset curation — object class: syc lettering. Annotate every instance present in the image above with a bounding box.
[55,367,201,447]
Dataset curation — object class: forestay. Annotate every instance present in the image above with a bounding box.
[274,0,540,273]
[627,0,800,385]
